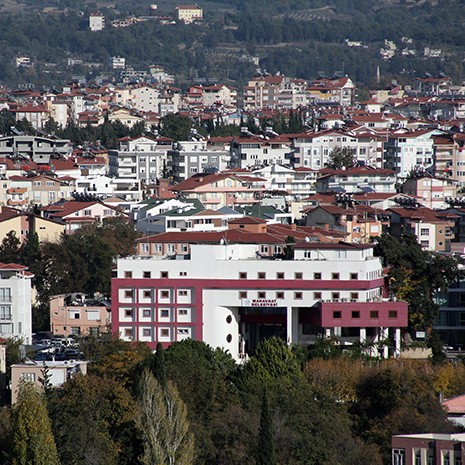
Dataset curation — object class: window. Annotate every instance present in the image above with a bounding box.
[178,309,188,316]
[124,328,133,338]
[350,292,359,300]
[143,328,151,337]
[258,292,266,299]
[239,272,247,279]
[143,271,151,278]
[370,311,379,318]
[70,311,80,319]
[161,271,169,278]
[312,292,321,300]
[0,306,11,320]
[389,310,398,319]
[295,272,303,279]
[179,271,187,276]
[332,292,340,300]
[178,329,189,335]
[420,228,429,236]
[160,309,170,318]
[160,328,169,337]
[414,450,421,465]
[350,273,358,280]
[71,326,81,335]
[124,290,133,299]
[86,310,100,321]
[314,272,322,280]
[351,311,360,319]
[333,311,342,319]
[83,209,92,216]
[443,452,450,465]
[332,273,340,280]
[239,291,247,299]
[277,272,284,279]
[258,272,266,279]
[178,290,188,296]
[143,290,152,298]
[160,291,169,299]
[142,309,151,318]
[20,372,35,382]
[124,271,133,278]
[125,309,133,318]
[276,292,284,299]
[294,292,303,300]
[0,288,11,302]
[392,449,405,465]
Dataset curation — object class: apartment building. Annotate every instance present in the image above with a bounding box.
[384,129,442,177]
[50,293,111,337]
[109,135,173,184]
[168,140,230,182]
[0,263,33,344]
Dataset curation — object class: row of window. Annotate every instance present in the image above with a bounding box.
[123,289,190,299]
[122,308,190,319]
[239,271,359,280]
[332,310,398,319]
[123,327,190,339]
[240,291,360,300]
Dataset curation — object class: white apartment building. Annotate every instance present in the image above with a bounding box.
[0,263,33,344]
[292,130,381,169]
[384,129,443,178]
[251,165,318,199]
[168,140,230,181]
[89,12,105,31]
[112,242,408,360]
[109,135,173,184]
[231,136,293,168]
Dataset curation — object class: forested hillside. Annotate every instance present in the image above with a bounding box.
[2,0,465,88]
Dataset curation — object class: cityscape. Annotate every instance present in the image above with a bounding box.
[2,1,465,465]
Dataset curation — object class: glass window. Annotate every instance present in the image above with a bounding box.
[0,306,11,320]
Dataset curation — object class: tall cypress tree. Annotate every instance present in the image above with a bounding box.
[255,390,276,465]
[155,341,167,388]
[11,382,60,465]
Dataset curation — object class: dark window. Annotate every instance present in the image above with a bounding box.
[370,311,379,318]
[277,272,284,279]
[389,310,398,319]
[351,311,360,319]
[295,272,303,279]
[258,272,266,279]
[239,272,247,279]
[350,273,358,280]
[143,271,151,278]
[239,291,247,299]
[161,271,168,278]
[258,292,266,299]
[314,292,322,299]
[295,292,303,300]
[332,273,340,280]
[333,311,342,319]
[314,272,322,280]
[276,292,284,299]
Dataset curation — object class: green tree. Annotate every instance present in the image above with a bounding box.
[0,231,21,263]
[325,147,357,170]
[48,374,138,465]
[138,370,195,465]
[44,117,60,135]
[160,114,192,141]
[255,390,276,465]
[11,382,60,465]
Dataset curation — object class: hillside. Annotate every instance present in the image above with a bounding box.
[1,0,464,89]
